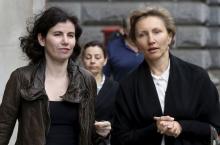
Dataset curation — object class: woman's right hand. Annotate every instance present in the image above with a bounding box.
[154,116,182,137]
[94,121,111,137]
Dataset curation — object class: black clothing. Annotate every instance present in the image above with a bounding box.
[46,101,79,145]
[96,77,118,122]
[111,54,220,145]
[94,77,118,145]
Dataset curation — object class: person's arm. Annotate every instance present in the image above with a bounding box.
[179,70,220,139]
[79,68,99,145]
[111,85,158,145]
[0,70,21,145]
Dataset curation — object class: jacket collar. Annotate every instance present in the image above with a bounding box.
[20,59,84,103]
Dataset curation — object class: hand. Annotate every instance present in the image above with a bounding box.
[94,121,111,137]
[154,116,182,137]
[154,116,174,134]
[166,121,182,138]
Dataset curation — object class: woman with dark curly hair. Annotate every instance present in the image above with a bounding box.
[0,7,97,145]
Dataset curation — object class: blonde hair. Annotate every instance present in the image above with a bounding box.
[129,5,176,45]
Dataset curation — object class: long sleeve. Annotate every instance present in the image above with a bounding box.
[0,70,21,145]
[111,85,160,145]
[179,70,220,138]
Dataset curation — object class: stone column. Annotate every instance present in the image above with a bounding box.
[0,0,45,144]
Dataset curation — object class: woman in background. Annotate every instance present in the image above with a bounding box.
[0,7,96,145]
[82,41,118,145]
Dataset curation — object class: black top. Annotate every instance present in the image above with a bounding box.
[46,101,79,145]
[95,77,118,122]
[111,54,220,145]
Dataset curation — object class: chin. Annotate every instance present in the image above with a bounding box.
[145,54,159,60]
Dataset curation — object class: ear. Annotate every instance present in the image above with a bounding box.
[37,33,45,47]
[168,32,173,46]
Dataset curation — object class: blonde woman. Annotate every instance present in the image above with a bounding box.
[111,6,220,145]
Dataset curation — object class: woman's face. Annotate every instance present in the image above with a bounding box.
[38,20,76,63]
[82,46,107,76]
[135,16,172,61]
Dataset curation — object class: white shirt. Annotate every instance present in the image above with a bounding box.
[97,75,105,94]
[151,60,170,145]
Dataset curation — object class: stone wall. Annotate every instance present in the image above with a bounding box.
[0,0,46,97]
[0,1,46,144]
[47,0,220,69]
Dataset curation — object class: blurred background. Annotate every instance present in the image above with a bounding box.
[1,0,220,144]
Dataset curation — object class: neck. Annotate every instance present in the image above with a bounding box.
[147,53,169,76]
[93,72,103,86]
[45,58,68,78]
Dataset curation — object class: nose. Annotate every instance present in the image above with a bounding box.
[148,33,155,45]
[91,57,96,63]
[62,35,69,44]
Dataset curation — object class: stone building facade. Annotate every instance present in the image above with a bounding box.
[47,0,220,69]
[0,1,45,144]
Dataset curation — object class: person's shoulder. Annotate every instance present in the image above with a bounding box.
[77,65,94,78]
[77,65,97,85]
[17,63,36,72]
[105,77,119,87]
[68,60,93,78]
[107,32,123,43]
[107,34,124,48]
[119,63,141,86]
[172,55,208,78]
[11,63,35,76]
[7,64,36,85]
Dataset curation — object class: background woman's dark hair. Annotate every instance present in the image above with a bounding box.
[82,41,107,58]
[19,7,82,64]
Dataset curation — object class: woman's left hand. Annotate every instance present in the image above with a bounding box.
[165,121,182,137]
[94,121,111,137]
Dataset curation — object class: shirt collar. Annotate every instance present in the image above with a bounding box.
[97,75,105,93]
[151,59,170,82]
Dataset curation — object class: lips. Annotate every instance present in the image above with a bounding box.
[89,66,98,70]
[58,48,71,53]
[148,47,159,53]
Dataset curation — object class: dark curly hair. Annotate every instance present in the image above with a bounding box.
[19,7,82,64]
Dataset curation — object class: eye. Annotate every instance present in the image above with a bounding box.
[85,55,92,59]
[95,54,102,59]
[68,33,75,38]
[136,33,145,38]
[153,29,162,34]
[53,32,62,36]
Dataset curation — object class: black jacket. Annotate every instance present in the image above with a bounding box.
[0,60,97,145]
[111,54,220,145]
[96,77,118,122]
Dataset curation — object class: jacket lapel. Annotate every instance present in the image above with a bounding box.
[136,61,163,118]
